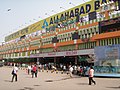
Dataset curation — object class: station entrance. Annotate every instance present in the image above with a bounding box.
[38,55,94,67]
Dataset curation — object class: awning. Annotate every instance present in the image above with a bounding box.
[78,55,94,63]
[78,55,88,62]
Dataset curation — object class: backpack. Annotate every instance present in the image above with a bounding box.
[11,70,14,75]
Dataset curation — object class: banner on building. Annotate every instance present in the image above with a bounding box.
[5,0,112,42]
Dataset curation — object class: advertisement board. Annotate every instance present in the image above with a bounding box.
[5,0,113,42]
[95,45,120,61]
[94,44,120,67]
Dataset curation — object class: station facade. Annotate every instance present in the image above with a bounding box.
[0,0,120,76]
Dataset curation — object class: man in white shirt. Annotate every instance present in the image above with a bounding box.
[69,65,73,78]
[11,65,18,82]
[27,65,31,75]
[88,66,96,85]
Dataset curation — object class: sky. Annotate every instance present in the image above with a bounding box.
[0,0,90,44]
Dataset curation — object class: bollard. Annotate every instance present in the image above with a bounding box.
[26,69,28,73]
[51,70,53,73]
[66,71,69,75]
[61,70,63,74]
[56,70,58,74]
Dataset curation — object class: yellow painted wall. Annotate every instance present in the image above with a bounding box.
[5,0,112,42]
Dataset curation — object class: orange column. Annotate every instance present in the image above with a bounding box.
[105,11,109,20]
[96,40,99,46]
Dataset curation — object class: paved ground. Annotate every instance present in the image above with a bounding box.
[0,66,120,90]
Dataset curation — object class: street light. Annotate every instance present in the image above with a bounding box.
[45,13,51,17]
[60,7,66,10]
[1,42,5,46]
[82,0,86,3]
[7,8,11,11]
[69,2,76,6]
[33,18,38,21]
[51,10,57,13]
[38,16,43,19]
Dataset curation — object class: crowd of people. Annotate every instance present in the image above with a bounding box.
[10,63,96,85]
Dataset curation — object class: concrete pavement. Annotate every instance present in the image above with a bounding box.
[0,66,120,90]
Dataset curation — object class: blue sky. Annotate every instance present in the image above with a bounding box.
[0,0,89,44]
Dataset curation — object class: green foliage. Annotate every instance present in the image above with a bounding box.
[6,58,36,63]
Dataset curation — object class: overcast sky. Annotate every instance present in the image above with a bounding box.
[0,0,89,44]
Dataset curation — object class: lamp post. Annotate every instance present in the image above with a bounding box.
[82,0,86,3]
[45,13,51,17]
[33,18,38,22]
[69,2,76,6]
[38,16,43,19]
[53,32,58,66]
[51,10,57,13]
[74,38,78,64]
[60,7,66,10]
[53,43,57,65]
[2,59,5,62]
[1,42,5,46]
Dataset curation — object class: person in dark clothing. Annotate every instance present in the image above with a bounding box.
[11,65,18,82]
[12,73,17,82]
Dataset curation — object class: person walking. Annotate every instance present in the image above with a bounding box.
[27,65,32,75]
[11,65,18,82]
[63,65,66,73]
[88,66,96,85]
[32,65,38,78]
[69,65,73,78]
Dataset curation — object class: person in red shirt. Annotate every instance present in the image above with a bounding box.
[32,65,38,78]
[88,66,96,85]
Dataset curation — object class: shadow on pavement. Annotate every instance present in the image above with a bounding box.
[54,76,81,81]
[33,85,41,86]
[24,87,34,90]
[45,80,53,82]
[106,86,120,89]
[55,77,71,81]
[77,83,88,85]
[18,85,41,90]
[18,87,34,90]
[25,77,33,78]
[4,80,12,82]
[45,77,72,82]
